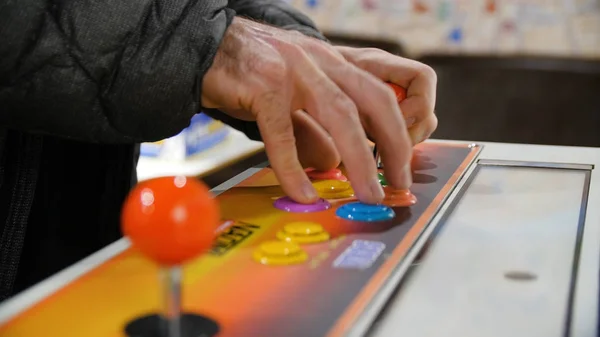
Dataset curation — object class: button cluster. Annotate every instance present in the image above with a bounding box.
[255,168,416,265]
[253,222,330,266]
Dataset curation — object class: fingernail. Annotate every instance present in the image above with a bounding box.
[405,117,416,128]
[370,176,385,201]
[303,181,318,200]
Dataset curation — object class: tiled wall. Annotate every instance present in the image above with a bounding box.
[289,0,600,58]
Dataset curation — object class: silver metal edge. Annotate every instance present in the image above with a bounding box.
[563,169,593,336]
[478,159,594,171]
[345,145,484,337]
[0,166,264,326]
[571,169,600,337]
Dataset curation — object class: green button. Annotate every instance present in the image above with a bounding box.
[378,172,388,186]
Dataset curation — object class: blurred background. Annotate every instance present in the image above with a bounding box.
[137,0,600,185]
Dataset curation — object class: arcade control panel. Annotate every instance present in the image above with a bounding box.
[0,140,597,337]
[0,140,482,337]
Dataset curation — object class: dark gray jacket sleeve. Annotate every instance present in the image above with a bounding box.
[203,0,327,141]
[0,0,235,143]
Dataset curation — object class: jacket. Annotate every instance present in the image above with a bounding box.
[0,0,325,300]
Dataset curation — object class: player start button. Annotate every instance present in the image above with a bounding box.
[277,221,330,244]
[253,241,308,265]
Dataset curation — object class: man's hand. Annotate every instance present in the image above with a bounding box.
[202,17,414,205]
[334,46,438,146]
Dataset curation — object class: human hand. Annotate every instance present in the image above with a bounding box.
[334,46,438,145]
[201,17,413,205]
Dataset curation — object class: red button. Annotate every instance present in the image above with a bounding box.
[305,168,348,181]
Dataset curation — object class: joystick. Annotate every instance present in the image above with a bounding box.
[121,176,220,337]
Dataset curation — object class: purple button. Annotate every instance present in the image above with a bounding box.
[273,196,331,213]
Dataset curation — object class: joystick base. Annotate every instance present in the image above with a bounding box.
[124,313,220,337]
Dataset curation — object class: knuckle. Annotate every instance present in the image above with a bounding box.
[251,57,288,87]
[280,40,306,59]
[423,114,438,135]
[418,63,438,83]
[330,90,358,119]
[353,48,385,65]
[309,40,345,61]
[365,47,388,57]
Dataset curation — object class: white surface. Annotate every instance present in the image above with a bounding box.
[370,164,588,337]
[136,128,264,181]
[368,141,600,337]
[1,140,599,337]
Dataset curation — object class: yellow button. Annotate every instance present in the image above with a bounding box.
[312,180,355,199]
[259,241,302,256]
[253,241,308,265]
[284,222,324,235]
[276,222,330,244]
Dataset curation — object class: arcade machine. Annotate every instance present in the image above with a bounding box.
[0,85,598,337]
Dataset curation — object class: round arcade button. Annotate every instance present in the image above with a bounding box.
[273,196,331,213]
[253,241,309,265]
[382,187,418,207]
[312,180,355,199]
[305,168,348,181]
[335,202,395,222]
[276,221,330,244]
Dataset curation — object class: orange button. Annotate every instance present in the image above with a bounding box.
[382,187,417,207]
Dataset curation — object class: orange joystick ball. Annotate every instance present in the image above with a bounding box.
[121,175,220,266]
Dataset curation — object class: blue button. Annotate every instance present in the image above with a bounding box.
[335,202,395,222]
